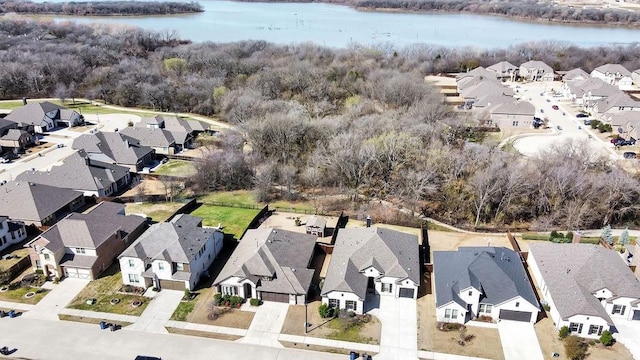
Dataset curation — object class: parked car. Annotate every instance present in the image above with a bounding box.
[611,137,624,144]
[617,138,636,146]
[552,105,559,110]
[557,125,562,130]
[583,119,591,125]
[576,113,589,118]
[623,152,637,159]
[0,157,9,164]
[546,99,551,102]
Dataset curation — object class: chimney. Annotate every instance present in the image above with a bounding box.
[22,97,27,105]
[366,215,371,228]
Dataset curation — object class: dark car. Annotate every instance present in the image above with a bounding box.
[611,137,624,144]
[623,152,637,159]
[576,113,589,118]
[583,119,591,125]
[552,105,559,110]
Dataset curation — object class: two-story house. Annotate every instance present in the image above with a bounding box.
[5,101,82,133]
[119,214,223,290]
[433,247,539,324]
[72,131,155,173]
[0,216,27,252]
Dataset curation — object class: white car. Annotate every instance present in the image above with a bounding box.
[0,157,9,164]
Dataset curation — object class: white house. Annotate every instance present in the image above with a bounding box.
[213,228,317,304]
[591,64,633,89]
[321,226,420,315]
[119,214,223,291]
[528,243,640,339]
[563,68,590,83]
[519,61,554,82]
[486,61,517,80]
[0,216,27,252]
[489,101,536,129]
[433,247,539,324]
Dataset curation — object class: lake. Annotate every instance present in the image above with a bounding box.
[35,0,640,48]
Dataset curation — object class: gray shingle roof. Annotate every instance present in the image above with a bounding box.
[214,228,317,296]
[120,127,176,148]
[0,181,83,223]
[72,131,153,166]
[0,118,17,135]
[26,201,145,253]
[433,247,539,309]
[563,68,590,81]
[567,77,618,98]
[4,101,68,127]
[16,150,129,194]
[1,129,29,141]
[491,101,535,116]
[487,61,517,76]
[306,216,326,228]
[120,214,217,264]
[520,61,554,74]
[592,63,631,77]
[595,91,640,112]
[529,243,640,324]
[321,227,419,299]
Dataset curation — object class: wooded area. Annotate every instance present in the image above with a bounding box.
[0,1,203,16]
[2,19,640,230]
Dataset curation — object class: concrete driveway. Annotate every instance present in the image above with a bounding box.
[22,278,89,321]
[126,289,183,333]
[612,319,640,360]
[238,301,289,348]
[368,295,418,360]
[497,320,543,360]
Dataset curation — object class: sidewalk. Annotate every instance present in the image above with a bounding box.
[236,301,288,348]
[165,320,247,337]
[58,308,139,323]
[126,289,183,333]
[0,300,34,312]
[22,278,88,321]
[278,333,379,353]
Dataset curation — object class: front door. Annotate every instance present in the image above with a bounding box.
[367,277,375,294]
[244,283,252,299]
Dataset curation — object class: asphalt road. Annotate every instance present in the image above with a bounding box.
[0,317,345,360]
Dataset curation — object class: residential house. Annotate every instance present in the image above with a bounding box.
[519,61,554,82]
[486,61,517,80]
[629,243,640,280]
[25,201,146,279]
[456,67,496,83]
[0,119,18,154]
[472,94,516,112]
[120,127,177,155]
[488,101,536,128]
[562,77,619,106]
[137,115,211,151]
[433,247,539,324]
[0,129,34,154]
[591,91,640,117]
[528,243,640,338]
[214,228,316,304]
[606,112,640,139]
[119,214,223,290]
[632,69,640,86]
[305,216,326,237]
[16,150,130,197]
[0,216,27,252]
[563,68,590,82]
[321,227,419,315]
[591,64,633,89]
[72,131,155,172]
[0,181,85,226]
[460,80,513,108]
[4,101,82,133]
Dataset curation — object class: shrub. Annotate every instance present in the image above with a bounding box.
[600,330,615,346]
[565,231,574,241]
[590,119,601,129]
[543,304,551,312]
[564,336,587,360]
[213,293,222,306]
[229,295,243,307]
[318,303,335,318]
[588,340,596,346]
[559,325,570,339]
[549,230,560,241]
[249,298,262,306]
[53,277,60,284]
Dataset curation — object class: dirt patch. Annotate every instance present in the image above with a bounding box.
[417,294,504,359]
[186,286,254,329]
[121,179,169,197]
[281,301,380,344]
[123,202,184,222]
[166,327,243,341]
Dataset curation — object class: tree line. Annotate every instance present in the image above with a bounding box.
[0,1,203,16]
[1,19,640,230]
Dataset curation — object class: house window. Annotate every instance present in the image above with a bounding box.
[44,253,50,260]
[468,291,472,296]
[588,325,602,335]
[35,260,42,269]
[613,305,626,315]
[176,263,184,271]
[221,286,237,296]
[445,309,458,320]
[328,299,339,308]
[128,274,140,283]
[569,322,582,333]
[515,302,520,308]
[129,259,135,268]
[76,248,86,254]
[158,262,165,270]
[479,304,493,314]
[512,121,519,126]
[382,283,393,293]
[345,300,357,311]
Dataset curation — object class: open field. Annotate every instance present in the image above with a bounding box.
[124,202,184,222]
[154,160,197,177]
[67,264,149,316]
[191,205,260,240]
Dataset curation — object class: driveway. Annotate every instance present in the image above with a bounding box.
[238,301,289,348]
[368,295,418,360]
[612,319,640,360]
[497,320,543,360]
[125,289,183,333]
[22,278,89,321]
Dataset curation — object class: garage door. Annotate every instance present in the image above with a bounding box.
[633,310,640,320]
[399,288,415,298]
[159,279,185,290]
[64,268,91,279]
[499,309,532,322]
[260,292,289,303]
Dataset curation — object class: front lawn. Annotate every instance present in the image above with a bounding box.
[190,205,259,240]
[171,300,196,322]
[124,202,185,222]
[0,285,48,305]
[67,264,149,316]
[154,160,196,178]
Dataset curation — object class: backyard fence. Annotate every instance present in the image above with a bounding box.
[165,198,198,222]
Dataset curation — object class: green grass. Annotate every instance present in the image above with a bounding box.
[521,233,550,241]
[191,205,259,240]
[171,300,195,321]
[199,190,315,213]
[0,286,48,304]
[67,265,149,316]
[326,318,376,344]
[154,160,196,178]
[580,237,601,244]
